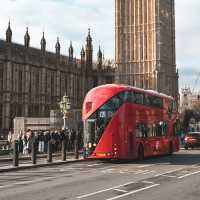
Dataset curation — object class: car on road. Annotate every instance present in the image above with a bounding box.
[184,132,200,150]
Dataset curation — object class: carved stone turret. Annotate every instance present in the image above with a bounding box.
[55,37,60,56]
[24,27,30,48]
[40,32,46,54]
[97,46,103,69]
[6,21,12,43]
[68,41,73,62]
[80,45,85,66]
[85,28,93,68]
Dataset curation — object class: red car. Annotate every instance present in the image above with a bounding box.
[184,132,200,150]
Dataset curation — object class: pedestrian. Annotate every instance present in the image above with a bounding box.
[16,130,23,154]
[38,131,45,153]
[44,131,50,153]
[7,128,13,150]
[26,129,32,154]
[22,132,28,155]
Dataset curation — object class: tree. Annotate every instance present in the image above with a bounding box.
[182,109,194,131]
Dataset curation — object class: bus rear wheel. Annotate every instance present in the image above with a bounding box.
[138,145,144,161]
[168,142,173,155]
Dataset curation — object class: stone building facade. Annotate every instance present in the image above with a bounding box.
[115,0,179,97]
[0,24,114,136]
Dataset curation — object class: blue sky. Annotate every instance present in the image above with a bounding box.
[0,0,199,92]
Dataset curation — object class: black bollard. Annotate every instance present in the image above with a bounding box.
[31,140,36,164]
[61,139,66,161]
[47,140,52,163]
[13,140,19,167]
[75,136,79,160]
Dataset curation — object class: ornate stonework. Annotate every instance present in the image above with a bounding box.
[115,0,178,97]
[0,26,114,135]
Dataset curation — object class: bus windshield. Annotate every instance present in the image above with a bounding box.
[84,93,123,154]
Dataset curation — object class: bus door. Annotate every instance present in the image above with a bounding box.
[128,132,134,157]
[139,124,152,157]
[142,124,157,156]
[151,122,167,155]
[84,119,97,156]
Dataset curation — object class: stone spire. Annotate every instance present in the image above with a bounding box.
[6,21,12,43]
[40,32,46,54]
[69,41,74,62]
[80,45,85,66]
[55,37,60,56]
[85,28,93,67]
[97,45,103,69]
[24,27,30,48]
[86,28,92,48]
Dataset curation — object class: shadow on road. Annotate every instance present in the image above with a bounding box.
[102,150,200,166]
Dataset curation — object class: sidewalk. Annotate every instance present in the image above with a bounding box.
[0,156,84,173]
[0,152,76,162]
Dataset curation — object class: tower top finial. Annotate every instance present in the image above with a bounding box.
[41,32,46,53]
[55,37,60,56]
[69,41,74,61]
[24,26,30,48]
[86,28,92,44]
[55,37,60,48]
[6,21,12,43]
[81,45,85,57]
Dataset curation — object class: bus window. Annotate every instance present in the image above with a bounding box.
[145,95,163,108]
[172,100,177,111]
[156,122,168,136]
[145,95,151,106]
[141,124,148,137]
[135,92,144,104]
[136,124,148,138]
[151,96,163,108]
[136,124,143,138]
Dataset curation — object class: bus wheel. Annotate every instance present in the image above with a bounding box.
[169,142,173,155]
[138,145,144,161]
[184,145,188,150]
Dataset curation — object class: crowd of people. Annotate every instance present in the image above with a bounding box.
[7,128,83,155]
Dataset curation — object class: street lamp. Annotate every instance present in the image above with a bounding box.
[59,94,71,129]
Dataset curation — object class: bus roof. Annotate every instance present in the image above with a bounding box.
[83,84,174,120]
[90,84,173,99]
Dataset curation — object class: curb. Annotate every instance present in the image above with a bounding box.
[0,158,86,173]
[0,152,76,162]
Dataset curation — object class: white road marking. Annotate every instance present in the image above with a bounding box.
[178,170,200,179]
[87,163,102,167]
[143,170,155,175]
[135,170,149,174]
[142,181,154,184]
[113,189,128,193]
[106,184,160,200]
[102,169,115,174]
[161,174,176,178]
[137,164,155,168]
[154,167,185,177]
[158,162,171,165]
[0,170,92,190]
[119,170,129,174]
[77,181,135,199]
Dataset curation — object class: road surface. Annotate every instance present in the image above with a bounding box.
[0,149,200,200]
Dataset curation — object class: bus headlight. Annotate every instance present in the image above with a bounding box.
[88,143,92,148]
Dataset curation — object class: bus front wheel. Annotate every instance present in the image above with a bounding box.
[168,142,173,155]
[138,145,144,161]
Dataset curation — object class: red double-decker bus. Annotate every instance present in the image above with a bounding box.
[82,84,179,160]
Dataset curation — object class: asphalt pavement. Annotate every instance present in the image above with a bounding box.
[0,149,200,200]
